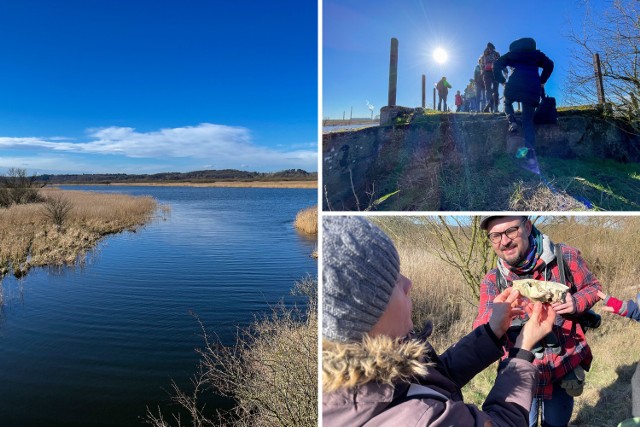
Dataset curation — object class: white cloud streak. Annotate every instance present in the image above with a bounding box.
[0,123,317,172]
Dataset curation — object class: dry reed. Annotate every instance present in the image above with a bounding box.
[294,206,318,235]
[375,216,640,426]
[0,188,157,279]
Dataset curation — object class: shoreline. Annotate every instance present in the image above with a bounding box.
[56,180,317,189]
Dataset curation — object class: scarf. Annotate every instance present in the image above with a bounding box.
[502,225,544,275]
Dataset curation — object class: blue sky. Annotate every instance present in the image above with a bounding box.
[323,0,604,119]
[0,0,317,174]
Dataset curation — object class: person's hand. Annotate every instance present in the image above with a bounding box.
[488,288,525,338]
[515,302,556,351]
[552,294,576,315]
[597,291,615,312]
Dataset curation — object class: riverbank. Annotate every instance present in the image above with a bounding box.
[59,180,317,189]
[0,188,157,280]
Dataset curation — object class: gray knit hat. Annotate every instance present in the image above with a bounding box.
[322,216,400,342]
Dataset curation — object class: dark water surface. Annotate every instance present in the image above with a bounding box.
[0,186,317,426]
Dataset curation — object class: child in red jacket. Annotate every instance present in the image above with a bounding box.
[455,90,463,112]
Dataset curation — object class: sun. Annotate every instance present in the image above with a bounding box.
[433,48,448,64]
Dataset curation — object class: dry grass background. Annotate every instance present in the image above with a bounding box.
[372,216,640,427]
[0,188,157,279]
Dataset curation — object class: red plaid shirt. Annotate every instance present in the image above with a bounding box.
[473,243,602,399]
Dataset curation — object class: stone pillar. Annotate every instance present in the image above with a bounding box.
[388,38,398,106]
[422,74,426,108]
[433,87,436,110]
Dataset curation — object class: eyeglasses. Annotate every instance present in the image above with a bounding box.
[487,220,525,244]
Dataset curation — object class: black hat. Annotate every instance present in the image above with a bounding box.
[487,42,495,49]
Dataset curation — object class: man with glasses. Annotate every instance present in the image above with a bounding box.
[473,216,601,427]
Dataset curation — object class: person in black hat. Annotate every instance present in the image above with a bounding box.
[475,216,601,427]
[493,37,554,173]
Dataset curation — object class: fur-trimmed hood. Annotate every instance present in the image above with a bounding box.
[322,334,436,393]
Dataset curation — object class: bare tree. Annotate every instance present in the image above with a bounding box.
[566,0,640,126]
[421,216,496,300]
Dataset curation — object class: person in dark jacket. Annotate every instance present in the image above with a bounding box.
[480,42,502,112]
[436,76,452,111]
[493,37,554,172]
[322,216,556,427]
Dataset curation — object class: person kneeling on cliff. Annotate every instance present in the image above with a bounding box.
[322,216,556,426]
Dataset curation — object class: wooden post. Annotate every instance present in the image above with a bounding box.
[388,38,398,106]
[433,87,436,110]
[421,74,426,108]
[593,53,605,105]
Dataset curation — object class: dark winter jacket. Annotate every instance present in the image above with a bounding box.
[436,78,452,96]
[323,323,538,426]
[493,37,554,105]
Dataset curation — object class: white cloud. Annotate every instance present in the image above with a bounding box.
[0,123,318,172]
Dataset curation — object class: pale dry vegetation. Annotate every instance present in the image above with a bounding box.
[294,205,318,235]
[372,216,640,426]
[145,276,318,427]
[0,187,157,279]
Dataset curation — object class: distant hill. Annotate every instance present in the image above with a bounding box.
[37,169,317,184]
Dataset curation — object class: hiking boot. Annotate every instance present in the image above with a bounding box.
[508,121,519,133]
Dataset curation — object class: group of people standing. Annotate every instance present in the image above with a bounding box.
[434,38,554,170]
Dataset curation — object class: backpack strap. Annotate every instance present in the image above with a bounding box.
[555,243,576,293]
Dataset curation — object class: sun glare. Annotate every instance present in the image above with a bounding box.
[433,48,448,64]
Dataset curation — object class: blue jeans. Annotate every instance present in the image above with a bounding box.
[529,382,574,427]
[505,98,536,150]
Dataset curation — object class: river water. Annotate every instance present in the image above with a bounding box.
[0,186,317,426]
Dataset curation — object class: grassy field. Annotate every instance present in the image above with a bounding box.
[372,216,640,427]
[0,188,158,280]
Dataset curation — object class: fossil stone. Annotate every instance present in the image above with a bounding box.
[512,279,569,303]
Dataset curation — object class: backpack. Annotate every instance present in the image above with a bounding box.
[436,80,445,92]
[474,65,482,82]
[534,88,558,125]
[483,49,495,71]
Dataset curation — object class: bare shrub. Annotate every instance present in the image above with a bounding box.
[146,277,318,427]
[294,205,317,235]
[0,168,43,207]
[41,194,73,228]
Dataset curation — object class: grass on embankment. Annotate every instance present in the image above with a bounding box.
[0,188,157,279]
[389,153,640,211]
[372,216,640,427]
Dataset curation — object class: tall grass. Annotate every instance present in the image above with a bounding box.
[0,188,157,280]
[373,216,640,426]
[294,205,318,235]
